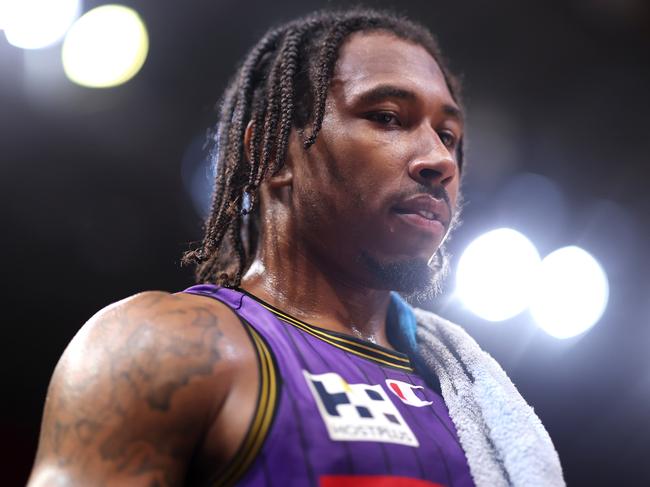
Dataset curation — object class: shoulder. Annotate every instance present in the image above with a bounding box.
[82,290,248,345]
[60,290,256,399]
[62,290,259,412]
[29,290,256,486]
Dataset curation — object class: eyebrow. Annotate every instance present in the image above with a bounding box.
[353,83,463,122]
[355,85,416,104]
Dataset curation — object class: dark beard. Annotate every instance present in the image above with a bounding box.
[358,196,461,302]
[358,245,450,303]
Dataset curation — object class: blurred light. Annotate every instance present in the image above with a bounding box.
[456,228,541,322]
[181,135,214,218]
[61,5,148,88]
[2,0,81,49]
[530,246,609,339]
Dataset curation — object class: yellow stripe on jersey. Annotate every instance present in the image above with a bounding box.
[253,300,414,372]
[214,324,278,487]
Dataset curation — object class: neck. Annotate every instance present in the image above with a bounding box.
[240,230,393,349]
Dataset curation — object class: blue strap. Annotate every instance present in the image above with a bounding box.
[387,291,418,355]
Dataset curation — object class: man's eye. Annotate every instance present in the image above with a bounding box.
[367,112,401,126]
[438,130,457,148]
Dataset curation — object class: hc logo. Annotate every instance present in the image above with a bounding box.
[385,379,434,407]
[304,371,419,447]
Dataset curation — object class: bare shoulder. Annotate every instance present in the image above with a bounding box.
[52,290,255,414]
[29,290,254,487]
[67,290,255,384]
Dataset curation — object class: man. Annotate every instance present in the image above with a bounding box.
[29,9,564,487]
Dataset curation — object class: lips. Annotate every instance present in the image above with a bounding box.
[396,208,438,221]
[392,195,450,233]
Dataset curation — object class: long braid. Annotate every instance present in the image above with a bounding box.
[301,23,343,149]
[252,39,285,193]
[304,18,368,148]
[187,28,286,283]
[230,212,247,284]
[273,20,319,169]
[183,8,465,286]
[245,89,266,192]
[249,22,315,212]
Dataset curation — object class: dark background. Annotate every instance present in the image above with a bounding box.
[1,0,649,485]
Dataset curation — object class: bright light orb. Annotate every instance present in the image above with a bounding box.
[62,5,148,88]
[456,228,541,322]
[2,0,81,49]
[530,246,609,339]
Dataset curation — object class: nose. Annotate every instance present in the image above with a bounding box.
[407,131,457,187]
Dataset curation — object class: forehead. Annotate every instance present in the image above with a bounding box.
[332,31,454,104]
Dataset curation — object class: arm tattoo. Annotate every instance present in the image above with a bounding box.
[35,293,226,486]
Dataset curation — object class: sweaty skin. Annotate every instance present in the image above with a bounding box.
[28,32,462,486]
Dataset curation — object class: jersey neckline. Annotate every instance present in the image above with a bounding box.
[236,287,414,372]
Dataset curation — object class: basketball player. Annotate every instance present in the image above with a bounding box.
[29,9,565,487]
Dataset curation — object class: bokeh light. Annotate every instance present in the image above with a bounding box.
[530,246,609,339]
[181,135,214,218]
[61,5,148,88]
[2,0,81,49]
[456,228,541,321]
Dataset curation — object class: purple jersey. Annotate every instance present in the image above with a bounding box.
[183,285,474,487]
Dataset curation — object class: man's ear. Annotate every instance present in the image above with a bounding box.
[244,120,293,189]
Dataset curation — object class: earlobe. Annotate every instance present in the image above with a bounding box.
[267,128,299,189]
[267,163,293,188]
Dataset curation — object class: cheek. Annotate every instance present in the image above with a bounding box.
[303,131,379,210]
[447,177,461,210]
[322,126,404,195]
[298,111,414,232]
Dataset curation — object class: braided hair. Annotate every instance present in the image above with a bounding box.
[183,8,463,286]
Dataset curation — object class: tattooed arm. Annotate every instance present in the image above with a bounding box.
[28,291,254,487]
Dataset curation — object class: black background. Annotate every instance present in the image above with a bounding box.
[1,0,649,485]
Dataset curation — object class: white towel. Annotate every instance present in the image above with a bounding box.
[413,307,566,487]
